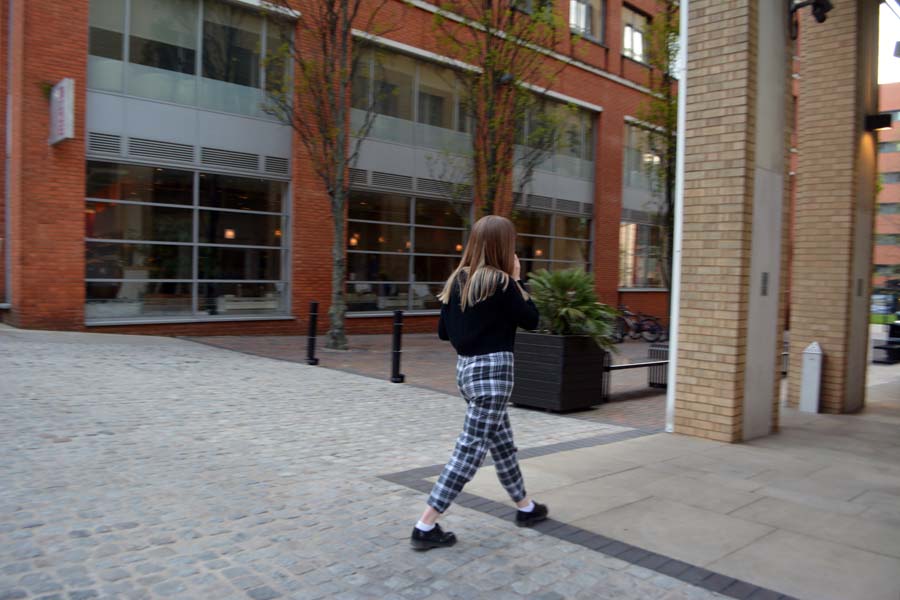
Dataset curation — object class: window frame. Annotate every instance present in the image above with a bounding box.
[622,5,649,64]
[87,0,293,120]
[84,159,292,324]
[569,0,606,44]
[618,220,665,290]
[346,193,469,315]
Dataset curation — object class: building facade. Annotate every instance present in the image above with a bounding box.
[0,0,669,335]
[876,82,900,302]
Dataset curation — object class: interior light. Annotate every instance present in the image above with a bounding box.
[455,243,463,252]
[274,229,282,237]
[535,249,544,257]
[224,229,236,239]
[349,237,358,247]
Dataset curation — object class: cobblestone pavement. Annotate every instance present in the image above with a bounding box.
[187,335,666,431]
[0,326,720,600]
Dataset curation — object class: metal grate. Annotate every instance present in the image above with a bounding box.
[415,178,454,198]
[648,343,669,388]
[581,202,594,215]
[88,132,122,155]
[128,137,193,163]
[555,198,582,214]
[201,147,259,171]
[527,194,553,210]
[264,156,289,175]
[621,208,654,224]
[371,171,413,191]
[348,168,368,187]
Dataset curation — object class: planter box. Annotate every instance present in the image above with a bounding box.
[511,331,609,412]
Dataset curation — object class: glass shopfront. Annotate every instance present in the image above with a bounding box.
[85,161,288,321]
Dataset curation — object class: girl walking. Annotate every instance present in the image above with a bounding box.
[411,215,548,551]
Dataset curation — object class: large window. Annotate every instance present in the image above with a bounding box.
[351,47,596,172]
[878,141,900,153]
[85,161,288,321]
[346,192,468,312]
[623,123,661,191]
[622,6,648,63]
[87,0,291,118]
[619,222,664,288]
[570,0,605,42]
[883,172,900,184]
[876,234,900,245]
[512,210,592,277]
[878,203,900,215]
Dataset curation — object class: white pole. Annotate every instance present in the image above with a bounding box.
[665,0,688,433]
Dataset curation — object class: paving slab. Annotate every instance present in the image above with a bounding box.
[570,497,774,566]
[731,496,900,559]
[708,529,900,600]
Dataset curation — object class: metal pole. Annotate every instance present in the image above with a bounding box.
[391,309,405,383]
[306,301,320,366]
[665,0,689,434]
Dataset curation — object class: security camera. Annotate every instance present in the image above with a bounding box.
[811,0,833,23]
[790,0,833,25]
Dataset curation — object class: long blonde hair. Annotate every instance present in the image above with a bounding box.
[439,215,527,310]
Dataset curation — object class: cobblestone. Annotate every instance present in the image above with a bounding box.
[0,328,722,600]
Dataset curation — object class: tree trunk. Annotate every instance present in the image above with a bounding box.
[327,188,349,350]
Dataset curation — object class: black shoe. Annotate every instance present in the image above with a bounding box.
[515,502,548,527]
[410,523,457,551]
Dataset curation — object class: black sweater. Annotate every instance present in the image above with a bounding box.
[438,276,540,356]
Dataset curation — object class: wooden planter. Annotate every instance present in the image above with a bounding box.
[510,331,609,412]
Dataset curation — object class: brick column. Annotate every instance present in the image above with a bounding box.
[674,1,789,442]
[4,0,88,330]
[789,0,879,413]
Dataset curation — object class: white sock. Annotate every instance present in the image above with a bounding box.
[518,500,535,513]
[415,520,435,532]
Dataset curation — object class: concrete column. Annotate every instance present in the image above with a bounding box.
[790,0,879,413]
[674,0,789,442]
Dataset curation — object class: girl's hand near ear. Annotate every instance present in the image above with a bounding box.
[513,254,521,281]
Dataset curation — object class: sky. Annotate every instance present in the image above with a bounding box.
[880,1,900,83]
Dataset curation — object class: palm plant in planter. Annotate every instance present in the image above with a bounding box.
[511,268,617,412]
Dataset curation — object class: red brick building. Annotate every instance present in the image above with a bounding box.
[0,0,669,336]
[876,82,900,297]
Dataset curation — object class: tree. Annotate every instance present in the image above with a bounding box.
[265,0,396,349]
[636,0,678,299]
[431,0,571,216]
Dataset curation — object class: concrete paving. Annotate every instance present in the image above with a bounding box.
[0,325,719,600]
[454,369,900,600]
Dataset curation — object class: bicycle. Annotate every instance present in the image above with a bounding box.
[612,305,664,343]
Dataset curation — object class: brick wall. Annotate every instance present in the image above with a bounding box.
[789,0,876,413]
[1,0,665,336]
[3,0,87,330]
[674,0,758,442]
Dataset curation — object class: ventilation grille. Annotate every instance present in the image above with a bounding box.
[265,156,289,175]
[88,132,122,155]
[371,171,413,191]
[621,208,653,223]
[129,137,193,163]
[581,202,593,215]
[527,194,553,210]
[416,178,454,198]
[555,199,582,214]
[513,193,525,206]
[201,147,259,171]
[348,168,368,187]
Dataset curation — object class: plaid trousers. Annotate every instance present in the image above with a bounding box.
[427,351,527,513]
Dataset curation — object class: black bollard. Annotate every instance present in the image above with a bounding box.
[390,310,405,383]
[306,301,320,366]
